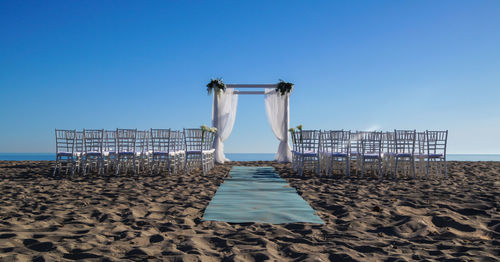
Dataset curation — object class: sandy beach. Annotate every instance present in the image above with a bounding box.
[0,160,498,261]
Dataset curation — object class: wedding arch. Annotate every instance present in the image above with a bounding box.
[208,80,293,164]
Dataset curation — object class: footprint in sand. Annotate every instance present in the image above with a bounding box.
[431,216,476,232]
[149,234,164,243]
[23,239,54,252]
[0,233,16,239]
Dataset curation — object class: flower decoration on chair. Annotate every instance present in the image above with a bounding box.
[200,125,217,142]
[201,125,209,142]
[275,79,294,96]
[289,127,296,143]
[296,125,303,142]
[207,78,226,96]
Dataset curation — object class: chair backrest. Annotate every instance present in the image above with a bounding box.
[75,131,84,154]
[394,130,416,154]
[297,130,321,153]
[291,131,300,152]
[136,130,149,154]
[382,131,395,154]
[203,131,215,150]
[174,130,185,152]
[349,131,365,154]
[321,130,350,153]
[426,130,448,156]
[184,128,203,151]
[416,131,427,155]
[151,129,171,153]
[103,130,116,153]
[116,128,137,153]
[83,129,104,153]
[361,131,382,155]
[55,129,76,154]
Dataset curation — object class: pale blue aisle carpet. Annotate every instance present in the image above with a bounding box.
[203,166,324,224]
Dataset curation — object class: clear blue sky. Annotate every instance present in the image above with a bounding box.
[1,1,499,154]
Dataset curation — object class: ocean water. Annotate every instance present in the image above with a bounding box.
[0,153,499,161]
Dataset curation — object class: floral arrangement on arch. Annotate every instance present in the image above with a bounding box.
[276,79,294,96]
[206,78,226,96]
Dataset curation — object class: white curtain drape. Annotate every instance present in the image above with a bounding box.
[264,88,292,162]
[212,89,238,163]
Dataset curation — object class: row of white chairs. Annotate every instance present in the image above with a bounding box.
[53,128,216,177]
[291,130,448,179]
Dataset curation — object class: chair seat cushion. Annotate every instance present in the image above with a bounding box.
[186,150,202,154]
[428,153,444,158]
[363,153,380,159]
[390,153,412,157]
[324,152,348,157]
[302,150,318,156]
[86,152,102,156]
[203,149,215,154]
[57,152,73,157]
[118,152,135,155]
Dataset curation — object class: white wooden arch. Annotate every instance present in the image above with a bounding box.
[211,84,292,163]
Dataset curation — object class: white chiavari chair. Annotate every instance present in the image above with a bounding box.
[82,129,104,176]
[414,131,427,178]
[174,130,186,172]
[183,128,215,174]
[103,130,117,173]
[290,131,300,171]
[360,131,383,178]
[425,130,448,179]
[135,130,151,174]
[382,131,395,177]
[350,131,366,176]
[295,130,321,177]
[53,129,76,177]
[202,131,216,171]
[74,131,84,174]
[183,128,203,174]
[390,130,416,179]
[321,130,350,176]
[115,128,137,175]
[150,128,174,175]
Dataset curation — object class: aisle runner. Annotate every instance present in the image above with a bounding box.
[203,166,324,224]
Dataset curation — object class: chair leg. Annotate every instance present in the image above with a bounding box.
[201,155,206,175]
[393,158,398,179]
[316,157,321,177]
[443,159,448,179]
[115,156,120,176]
[299,156,303,177]
[425,158,430,179]
[132,156,137,175]
[53,157,59,177]
[361,158,365,178]
[411,157,416,179]
[378,158,383,179]
[346,157,350,177]
[82,157,87,176]
[99,157,104,176]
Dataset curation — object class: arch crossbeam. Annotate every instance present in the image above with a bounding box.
[225,84,277,95]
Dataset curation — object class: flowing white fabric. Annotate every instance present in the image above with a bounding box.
[212,89,238,163]
[265,88,292,162]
